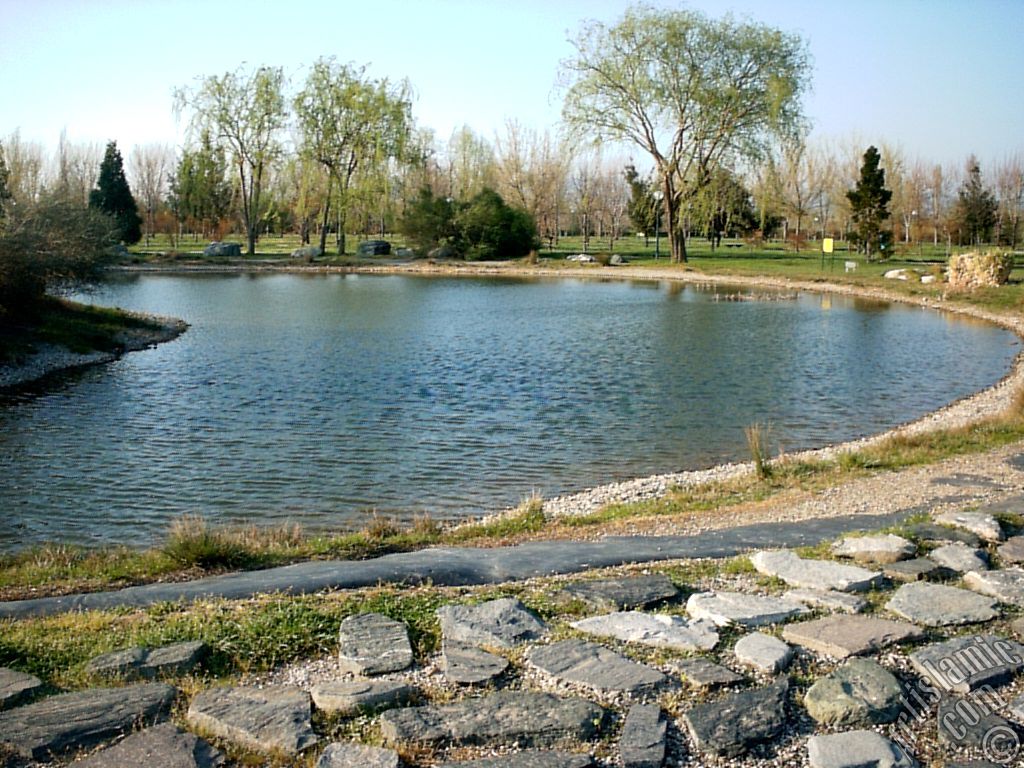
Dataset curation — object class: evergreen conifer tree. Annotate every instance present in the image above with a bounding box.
[847,146,893,259]
[955,159,998,245]
[89,140,142,244]
[0,141,12,223]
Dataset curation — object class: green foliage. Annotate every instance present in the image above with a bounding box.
[400,187,457,255]
[847,146,893,259]
[168,131,232,235]
[88,141,142,245]
[0,141,12,222]
[0,202,117,316]
[455,188,539,260]
[624,164,657,241]
[561,4,810,262]
[954,158,998,245]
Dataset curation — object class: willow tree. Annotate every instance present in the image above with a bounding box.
[560,5,810,262]
[175,66,287,256]
[294,58,413,255]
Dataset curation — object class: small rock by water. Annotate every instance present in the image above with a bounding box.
[831,534,916,564]
[437,598,547,649]
[554,574,678,611]
[750,550,882,592]
[186,685,317,756]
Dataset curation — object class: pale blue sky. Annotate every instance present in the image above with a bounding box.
[1,0,1021,168]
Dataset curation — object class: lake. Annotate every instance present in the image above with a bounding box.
[0,273,1018,549]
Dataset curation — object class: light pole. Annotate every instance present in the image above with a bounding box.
[653,189,663,260]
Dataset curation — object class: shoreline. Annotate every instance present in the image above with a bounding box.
[7,260,1024,528]
[0,310,189,391]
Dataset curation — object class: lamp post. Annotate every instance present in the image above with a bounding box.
[653,189,663,260]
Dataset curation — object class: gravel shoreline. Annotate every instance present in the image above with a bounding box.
[0,312,189,391]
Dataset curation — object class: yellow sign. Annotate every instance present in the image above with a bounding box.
[822,238,834,254]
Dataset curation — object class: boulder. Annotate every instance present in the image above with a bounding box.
[291,245,322,261]
[202,242,242,258]
[804,659,904,726]
[947,251,1014,289]
[882,558,949,583]
[437,598,546,649]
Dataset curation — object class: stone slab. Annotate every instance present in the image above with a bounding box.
[619,704,665,768]
[929,543,989,573]
[0,668,42,710]
[832,534,916,564]
[933,511,1004,542]
[437,598,546,649]
[526,640,665,694]
[310,680,413,715]
[570,611,718,651]
[807,730,917,768]
[0,683,176,760]
[883,558,949,583]
[782,615,924,659]
[906,522,981,547]
[74,722,224,768]
[555,574,678,611]
[734,632,793,674]
[316,742,400,768]
[379,691,603,748]
[686,591,808,628]
[937,695,1023,750]
[804,659,903,727]
[963,568,1024,607]
[186,685,316,756]
[442,642,509,685]
[998,536,1024,564]
[908,634,1024,693]
[750,550,882,592]
[682,677,788,758]
[886,582,998,627]
[85,641,208,680]
[783,588,867,613]
[444,751,593,768]
[337,613,413,675]
[671,658,743,690]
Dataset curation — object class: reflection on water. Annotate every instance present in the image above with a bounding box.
[0,274,1017,549]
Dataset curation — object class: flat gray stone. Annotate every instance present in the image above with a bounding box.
[0,667,42,709]
[933,511,1004,542]
[733,632,793,674]
[750,550,882,592]
[807,730,917,768]
[682,677,789,758]
[908,634,1024,693]
[963,568,1024,606]
[1011,691,1024,720]
[883,558,949,583]
[186,685,316,756]
[937,695,1023,749]
[832,534,916,564]
[620,704,665,768]
[0,682,176,759]
[886,582,998,626]
[929,543,989,573]
[74,722,224,767]
[998,536,1024,564]
[442,642,509,684]
[686,591,808,628]
[782,615,924,659]
[310,680,412,715]
[85,641,208,680]
[444,751,593,768]
[784,588,867,613]
[337,613,413,675]
[804,659,903,726]
[437,598,546,649]
[570,611,718,651]
[379,690,603,747]
[671,658,743,690]
[316,742,400,768]
[556,574,678,611]
[526,640,665,694]
[907,522,981,547]
[1014,616,1024,638]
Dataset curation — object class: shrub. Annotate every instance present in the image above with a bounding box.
[162,515,251,569]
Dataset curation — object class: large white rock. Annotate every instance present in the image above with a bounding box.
[831,534,916,564]
[750,550,883,592]
[571,611,719,651]
[686,591,808,628]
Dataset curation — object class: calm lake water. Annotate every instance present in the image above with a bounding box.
[0,273,1018,549]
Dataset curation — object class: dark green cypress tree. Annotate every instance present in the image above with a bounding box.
[847,146,893,259]
[89,140,142,244]
[955,159,998,246]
